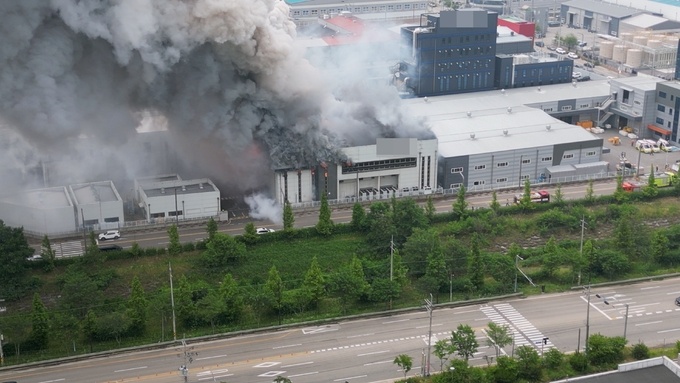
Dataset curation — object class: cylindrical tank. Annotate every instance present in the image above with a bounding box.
[664,35,679,47]
[600,41,615,59]
[626,49,643,68]
[613,45,628,62]
[633,35,648,46]
[647,39,662,49]
[620,32,633,42]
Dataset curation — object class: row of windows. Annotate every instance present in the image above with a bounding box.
[436,61,491,71]
[657,105,674,115]
[291,3,427,16]
[658,91,675,101]
[435,72,492,92]
[515,66,570,78]
[449,176,528,188]
[342,157,417,174]
[452,157,554,173]
[440,34,494,45]
[433,48,494,60]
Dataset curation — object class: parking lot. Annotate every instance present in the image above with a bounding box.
[599,128,680,175]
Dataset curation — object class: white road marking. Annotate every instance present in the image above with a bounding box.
[289,371,319,378]
[282,361,314,368]
[38,380,65,383]
[416,323,442,329]
[641,286,660,290]
[658,328,680,333]
[195,354,227,360]
[197,369,229,376]
[383,319,409,324]
[358,350,390,357]
[364,360,393,366]
[347,333,374,338]
[666,291,680,295]
[198,374,233,381]
[253,362,281,368]
[114,366,147,372]
[273,343,302,349]
[636,321,663,326]
[335,375,367,381]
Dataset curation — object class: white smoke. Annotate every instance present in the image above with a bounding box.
[0,0,431,196]
[245,194,282,225]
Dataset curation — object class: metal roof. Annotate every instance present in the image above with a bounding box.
[143,179,217,198]
[69,181,120,204]
[285,0,427,7]
[1,187,73,209]
[621,13,676,29]
[563,0,643,19]
[401,80,617,158]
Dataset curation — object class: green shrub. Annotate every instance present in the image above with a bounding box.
[631,342,650,360]
[543,348,563,369]
[569,351,588,372]
[182,242,195,252]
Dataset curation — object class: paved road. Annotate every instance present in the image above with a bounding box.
[3,278,680,383]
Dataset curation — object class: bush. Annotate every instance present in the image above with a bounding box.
[182,242,196,252]
[543,348,563,369]
[569,351,588,372]
[631,342,650,360]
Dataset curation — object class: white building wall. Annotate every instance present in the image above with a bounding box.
[0,203,77,235]
[144,191,220,221]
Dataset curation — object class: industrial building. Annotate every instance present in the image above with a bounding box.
[396,9,574,97]
[134,175,222,223]
[653,82,680,143]
[285,0,431,29]
[273,138,438,205]
[0,186,77,235]
[69,181,124,231]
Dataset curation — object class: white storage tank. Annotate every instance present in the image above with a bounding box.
[626,49,642,68]
[600,41,614,59]
[633,35,648,46]
[620,32,634,42]
[613,45,628,62]
[647,39,662,49]
[664,35,679,46]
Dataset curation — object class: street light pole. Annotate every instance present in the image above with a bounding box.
[425,294,434,377]
[584,285,592,355]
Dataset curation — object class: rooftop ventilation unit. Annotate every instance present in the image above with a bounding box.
[181,186,186,191]
[467,111,472,117]
[424,96,429,103]
[546,125,552,131]
[470,133,476,140]
[501,89,506,95]
[507,107,512,113]
[199,183,204,189]
[161,188,165,194]
[503,129,509,136]
[537,87,541,92]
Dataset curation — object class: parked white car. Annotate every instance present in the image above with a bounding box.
[567,52,579,59]
[556,47,567,54]
[98,230,121,241]
[572,72,582,79]
[256,227,275,235]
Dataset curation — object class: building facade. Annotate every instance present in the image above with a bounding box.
[69,181,124,231]
[135,176,221,223]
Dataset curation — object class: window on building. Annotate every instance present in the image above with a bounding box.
[658,104,666,112]
[672,95,675,101]
[474,164,486,170]
[586,151,596,156]
[450,183,462,189]
[311,9,318,15]
[302,10,309,15]
[543,107,553,112]
[497,162,509,167]
[496,177,508,183]
[659,91,667,98]
[520,175,530,180]
[656,117,665,125]
[541,156,553,162]
[396,4,402,9]
[521,158,531,164]
[579,104,590,109]
[451,167,463,173]
[670,108,673,115]
[561,105,572,111]
[473,180,485,186]
[293,10,300,16]
[563,153,574,159]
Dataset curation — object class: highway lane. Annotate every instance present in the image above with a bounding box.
[3,277,680,383]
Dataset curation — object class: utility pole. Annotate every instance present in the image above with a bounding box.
[578,216,586,286]
[584,285,592,355]
[424,294,434,377]
[169,262,177,341]
[0,298,5,366]
[390,236,394,309]
[177,339,198,383]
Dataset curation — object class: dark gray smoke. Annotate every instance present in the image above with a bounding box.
[0,0,430,194]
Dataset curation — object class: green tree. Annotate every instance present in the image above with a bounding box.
[351,202,366,230]
[613,215,635,254]
[433,339,453,371]
[264,265,285,325]
[393,198,428,245]
[541,236,561,278]
[365,202,395,254]
[30,293,50,349]
[202,233,247,267]
[0,221,34,299]
[316,192,333,235]
[643,165,659,198]
[451,324,479,361]
[544,348,563,369]
[423,245,448,299]
[167,225,182,255]
[553,184,564,204]
[631,342,650,360]
[303,256,326,308]
[328,256,368,313]
[486,322,513,358]
[426,196,437,221]
[614,175,628,203]
[59,266,103,318]
[40,234,56,271]
[218,273,243,323]
[283,200,295,231]
[403,228,442,277]
[206,217,218,242]
[83,231,102,263]
[126,276,148,336]
[585,179,595,202]
[452,185,469,220]
[516,345,543,382]
[562,33,578,49]
[273,376,292,383]
[520,179,534,210]
[393,354,413,377]
[82,309,98,350]
[468,235,484,292]
[490,191,500,213]
[243,222,258,244]
[651,230,670,264]
[587,334,627,366]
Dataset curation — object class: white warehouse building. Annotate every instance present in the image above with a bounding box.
[69,181,124,231]
[0,186,77,235]
[135,175,221,223]
[273,138,438,206]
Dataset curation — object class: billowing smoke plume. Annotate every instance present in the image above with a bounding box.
[0,0,430,195]
[245,193,282,225]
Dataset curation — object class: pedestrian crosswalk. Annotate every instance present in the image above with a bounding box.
[481,303,554,352]
[54,240,85,258]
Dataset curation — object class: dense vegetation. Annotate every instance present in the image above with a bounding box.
[2,177,680,365]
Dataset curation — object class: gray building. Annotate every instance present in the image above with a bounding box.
[560,0,646,35]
